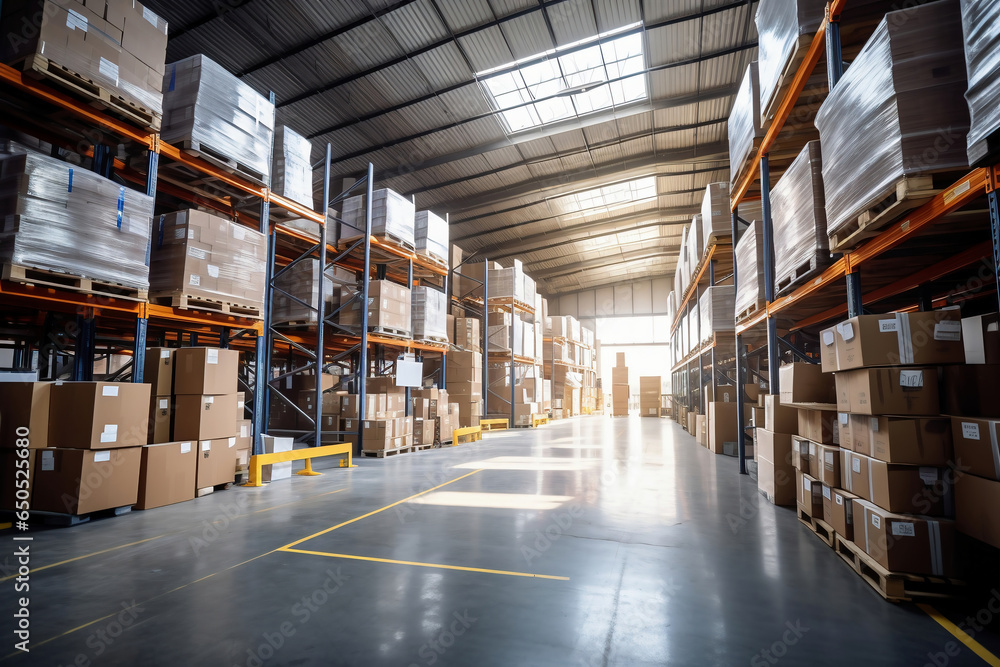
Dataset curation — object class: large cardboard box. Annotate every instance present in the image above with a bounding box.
[612,384,629,416]
[612,366,629,385]
[173,348,239,395]
[778,363,836,405]
[842,451,951,515]
[796,470,824,518]
[852,498,956,576]
[792,437,810,472]
[455,317,481,350]
[764,395,797,434]
[447,380,482,400]
[836,368,940,415]
[173,394,238,441]
[797,409,837,445]
[708,402,739,456]
[962,313,1000,365]
[868,417,951,465]
[143,348,175,396]
[826,488,859,540]
[413,418,436,446]
[814,443,841,488]
[49,382,150,449]
[32,447,141,514]
[196,438,237,489]
[942,365,1000,418]
[955,473,1000,549]
[757,429,795,505]
[819,327,839,372]
[136,441,196,509]
[149,396,172,444]
[0,382,51,448]
[951,417,1000,480]
[834,311,964,370]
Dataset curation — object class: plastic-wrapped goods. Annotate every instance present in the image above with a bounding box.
[271,126,313,208]
[686,215,703,280]
[677,226,690,294]
[960,0,1000,164]
[162,55,275,183]
[149,209,266,307]
[414,210,448,264]
[688,302,700,347]
[488,265,526,302]
[699,286,736,341]
[524,323,535,360]
[737,199,763,225]
[728,62,764,185]
[734,221,766,319]
[815,1,970,241]
[755,0,826,123]
[411,286,447,341]
[272,259,354,325]
[340,188,415,247]
[771,141,828,293]
[1,0,167,120]
[338,280,411,335]
[0,152,153,289]
[701,182,731,248]
[523,274,537,308]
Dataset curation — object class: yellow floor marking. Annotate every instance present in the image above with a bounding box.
[281,547,569,580]
[0,534,168,583]
[918,604,1000,666]
[279,469,483,551]
[0,522,12,530]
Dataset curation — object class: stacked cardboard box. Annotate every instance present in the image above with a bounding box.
[339,280,411,335]
[411,387,457,443]
[447,351,482,428]
[340,188,415,247]
[272,260,353,325]
[612,353,629,417]
[415,210,448,264]
[757,392,799,506]
[639,377,661,417]
[271,126,313,208]
[455,317,481,351]
[149,210,267,311]
[486,363,540,425]
[412,286,447,341]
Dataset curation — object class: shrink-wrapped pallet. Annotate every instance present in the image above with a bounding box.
[734,221,766,320]
[0,152,153,289]
[272,259,354,325]
[340,188,415,247]
[339,280,411,334]
[411,286,447,341]
[728,62,764,185]
[415,210,448,264]
[272,126,313,208]
[771,141,828,293]
[814,0,969,242]
[701,182,731,248]
[488,261,526,302]
[959,0,1000,164]
[162,55,275,182]
[699,286,736,341]
[755,0,826,123]
[686,214,703,280]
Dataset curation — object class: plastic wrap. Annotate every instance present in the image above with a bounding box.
[1,0,166,118]
[414,210,448,263]
[488,265,526,301]
[701,182,731,248]
[734,221,765,318]
[688,302,700,348]
[815,1,969,238]
[523,274,537,307]
[338,280,410,334]
[0,151,153,288]
[686,214,703,280]
[411,286,447,341]
[162,55,275,182]
[960,0,1000,163]
[271,259,354,325]
[728,62,763,185]
[341,188,415,246]
[771,141,827,290]
[737,199,763,225]
[755,0,826,121]
[149,209,266,306]
[272,126,313,208]
[699,285,736,341]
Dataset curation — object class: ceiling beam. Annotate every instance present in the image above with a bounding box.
[530,247,678,279]
[525,241,681,271]
[541,268,676,296]
[486,218,689,261]
[165,1,254,40]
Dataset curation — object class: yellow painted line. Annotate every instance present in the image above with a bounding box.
[280,469,483,551]
[0,522,12,530]
[918,604,1000,666]
[0,534,168,583]
[281,547,569,580]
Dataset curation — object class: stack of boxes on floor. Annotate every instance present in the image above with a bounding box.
[704,385,752,457]
[542,313,597,419]
[447,351,482,430]
[639,377,661,418]
[358,377,411,454]
[411,387,460,445]
[611,353,629,417]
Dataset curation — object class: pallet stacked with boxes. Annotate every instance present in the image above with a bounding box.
[611,353,629,417]
[639,377,661,418]
[447,351,482,429]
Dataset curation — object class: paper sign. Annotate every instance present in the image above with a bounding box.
[161,350,171,359]
[891,522,915,537]
[180,442,192,454]
[878,319,897,333]
[102,386,119,397]
[94,451,111,462]
[962,422,981,440]
[41,450,54,471]
[899,370,923,388]
[872,514,881,529]
[207,349,219,365]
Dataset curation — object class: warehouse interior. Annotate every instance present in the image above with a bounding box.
[2,0,1000,664]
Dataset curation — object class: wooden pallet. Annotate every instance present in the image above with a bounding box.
[411,444,433,452]
[829,175,942,252]
[3,263,148,301]
[798,508,836,548]
[150,292,263,319]
[834,534,965,602]
[415,251,448,271]
[369,326,411,339]
[416,336,449,347]
[25,504,133,527]
[361,446,410,458]
[761,33,817,128]
[776,251,833,296]
[341,233,416,255]
[177,140,268,186]
[197,482,233,498]
[20,54,162,132]
[736,299,767,324]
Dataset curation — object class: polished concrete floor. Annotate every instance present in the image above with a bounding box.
[4,415,1000,666]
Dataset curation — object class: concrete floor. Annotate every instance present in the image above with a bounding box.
[4,415,1000,666]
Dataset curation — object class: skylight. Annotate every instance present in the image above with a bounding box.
[478,24,648,133]
[556,176,658,215]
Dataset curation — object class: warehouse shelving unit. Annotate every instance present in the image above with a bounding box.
[728,0,1000,475]
[543,332,598,417]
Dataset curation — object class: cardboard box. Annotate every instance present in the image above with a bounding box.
[842,451,951,515]
[779,363,836,405]
[413,418,436,446]
[834,311,964,369]
[951,417,1000,480]
[796,470,824,518]
[612,366,628,385]
[236,419,253,451]
[49,382,150,449]
[173,348,239,395]
[136,441,196,509]
[0,382,51,448]
[797,409,837,445]
[696,415,707,446]
[447,380,482,400]
[867,417,951,465]
[820,327,839,372]
[454,317,481,350]
[942,365,1000,418]
[852,498,956,576]
[955,473,1000,549]
[196,438,238,488]
[173,393,238,441]
[757,429,795,505]
[791,437,809,471]
[616,352,626,366]
[837,367,940,415]
[261,435,293,481]
[0,448,34,511]
[814,443,841,488]
[962,313,1000,364]
[32,447,141,515]
[826,488,859,540]
[764,395,797,434]
[143,348,175,396]
[149,396,172,444]
[708,402,739,456]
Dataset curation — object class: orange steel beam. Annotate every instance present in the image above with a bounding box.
[0,281,143,316]
[270,193,324,223]
[146,303,262,329]
[157,143,267,200]
[670,245,717,334]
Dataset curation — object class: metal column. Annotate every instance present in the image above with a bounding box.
[72,315,96,381]
[990,189,1000,310]
[509,298,515,425]
[846,271,863,318]
[133,148,157,383]
[356,163,374,454]
[481,260,489,419]
[405,258,413,418]
[312,144,332,448]
[760,154,780,397]
[732,208,748,474]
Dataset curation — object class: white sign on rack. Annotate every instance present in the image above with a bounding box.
[396,354,424,388]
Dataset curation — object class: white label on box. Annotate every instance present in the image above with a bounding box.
[825,451,834,465]
[41,450,54,471]
[160,350,171,359]
[205,396,214,404]
[891,522,916,537]
[837,322,855,341]
[899,370,924,388]
[870,418,879,433]
[143,6,158,26]
[228,437,236,447]
[94,451,111,462]
[201,441,211,451]
[188,246,207,260]
[962,422,981,440]
[187,228,195,239]
[839,413,849,425]
[872,514,881,529]
[180,442,191,454]
[174,228,186,239]
[159,398,169,410]
[803,477,811,492]
[66,8,88,31]
[233,226,246,241]
[102,385,119,397]
[822,331,834,346]
[822,486,831,500]
[189,274,201,287]
[207,264,220,278]
[835,494,843,506]
[98,57,118,86]
[103,424,118,437]
[100,432,116,443]
[207,349,219,365]
[241,424,248,438]
[852,457,861,474]
[919,467,939,485]
[933,320,962,341]
[879,319,897,333]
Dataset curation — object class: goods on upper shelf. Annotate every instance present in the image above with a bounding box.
[728,61,764,186]
[415,210,448,265]
[340,187,415,247]
[733,221,765,320]
[770,141,829,294]
[755,0,826,125]
[272,126,313,208]
[411,286,447,342]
